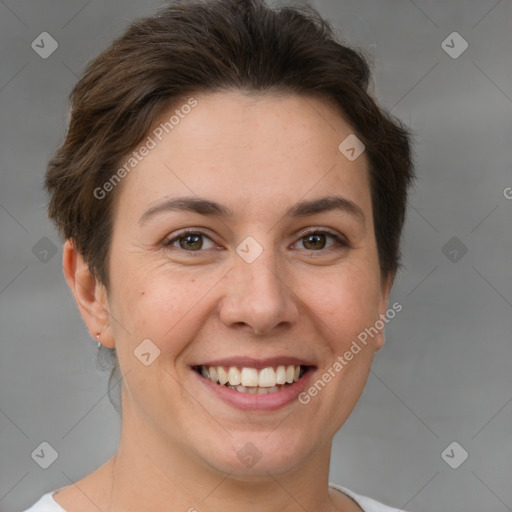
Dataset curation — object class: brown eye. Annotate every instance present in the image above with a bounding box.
[295,230,347,251]
[303,233,327,250]
[163,230,216,251]
[179,234,203,250]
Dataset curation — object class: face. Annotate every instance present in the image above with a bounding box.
[83,92,392,478]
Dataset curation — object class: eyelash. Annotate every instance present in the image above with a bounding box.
[162,228,349,253]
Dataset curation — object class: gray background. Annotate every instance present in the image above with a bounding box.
[1,1,511,511]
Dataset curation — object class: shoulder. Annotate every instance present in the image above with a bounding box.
[330,483,411,512]
[20,490,67,512]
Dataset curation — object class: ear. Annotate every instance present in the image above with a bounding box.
[62,239,115,348]
[374,271,395,351]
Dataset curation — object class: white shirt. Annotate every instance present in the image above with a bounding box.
[21,483,408,511]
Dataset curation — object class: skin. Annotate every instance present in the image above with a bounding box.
[59,91,393,512]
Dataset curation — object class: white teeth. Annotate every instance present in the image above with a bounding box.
[227,384,281,394]
[217,366,228,385]
[209,366,218,383]
[276,365,287,385]
[228,367,241,386]
[240,368,259,387]
[286,365,295,383]
[259,367,277,387]
[200,364,305,392]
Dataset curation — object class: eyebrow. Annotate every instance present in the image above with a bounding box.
[138,195,365,226]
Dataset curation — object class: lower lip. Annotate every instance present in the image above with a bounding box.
[193,368,314,411]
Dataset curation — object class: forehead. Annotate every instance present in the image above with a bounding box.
[113,91,372,223]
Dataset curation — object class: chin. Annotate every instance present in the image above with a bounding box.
[197,431,315,479]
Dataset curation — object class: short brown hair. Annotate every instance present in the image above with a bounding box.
[46,0,415,292]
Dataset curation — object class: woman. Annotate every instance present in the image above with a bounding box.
[24,0,415,510]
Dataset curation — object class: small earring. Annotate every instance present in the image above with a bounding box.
[96,332,101,349]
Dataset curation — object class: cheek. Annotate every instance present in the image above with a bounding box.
[299,264,382,349]
[108,259,219,355]
[107,270,204,409]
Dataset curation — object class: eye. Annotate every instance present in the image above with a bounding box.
[293,229,348,251]
[162,228,348,253]
[163,230,216,251]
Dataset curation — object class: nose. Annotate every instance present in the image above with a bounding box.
[219,248,300,336]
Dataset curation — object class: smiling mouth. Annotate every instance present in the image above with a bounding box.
[193,364,311,395]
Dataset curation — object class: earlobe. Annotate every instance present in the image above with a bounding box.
[62,240,114,348]
[375,328,385,351]
[375,272,395,351]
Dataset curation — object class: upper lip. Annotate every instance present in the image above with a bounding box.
[192,356,316,369]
